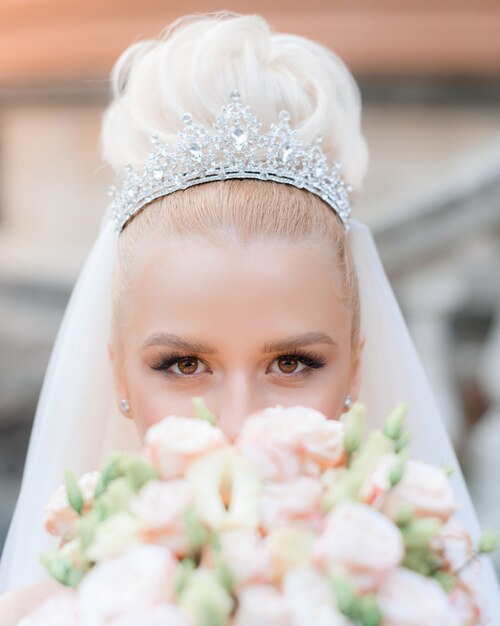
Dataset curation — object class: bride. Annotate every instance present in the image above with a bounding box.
[1,10,499,623]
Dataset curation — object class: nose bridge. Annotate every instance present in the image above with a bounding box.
[215,366,258,441]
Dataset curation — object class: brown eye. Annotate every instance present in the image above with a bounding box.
[175,357,199,375]
[276,355,302,374]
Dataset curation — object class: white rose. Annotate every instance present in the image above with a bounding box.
[378,567,461,626]
[315,500,404,592]
[77,544,177,626]
[233,585,289,626]
[382,459,455,521]
[283,565,349,626]
[131,479,190,556]
[86,512,140,562]
[187,447,261,531]
[144,416,227,479]
[17,590,79,626]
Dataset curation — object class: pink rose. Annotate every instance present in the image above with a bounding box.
[382,459,455,522]
[236,405,345,481]
[378,567,461,626]
[17,590,79,626]
[233,585,289,626]
[44,471,100,538]
[131,479,191,556]
[77,544,177,626]
[144,416,227,479]
[260,477,323,532]
[315,500,404,592]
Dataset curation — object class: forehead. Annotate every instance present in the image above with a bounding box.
[127,238,348,343]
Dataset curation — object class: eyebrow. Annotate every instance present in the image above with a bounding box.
[141,331,337,353]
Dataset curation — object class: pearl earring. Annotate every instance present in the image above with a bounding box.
[120,398,130,414]
[343,394,353,411]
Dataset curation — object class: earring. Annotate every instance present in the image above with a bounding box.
[343,394,353,411]
[120,398,130,415]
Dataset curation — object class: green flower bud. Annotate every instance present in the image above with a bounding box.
[433,570,457,593]
[389,457,406,487]
[185,506,209,553]
[175,557,196,595]
[192,396,217,425]
[330,570,357,616]
[394,430,411,453]
[64,469,83,515]
[179,568,234,626]
[344,402,365,456]
[383,402,407,441]
[94,477,134,520]
[402,518,442,550]
[358,594,382,626]
[393,505,413,527]
[478,530,499,554]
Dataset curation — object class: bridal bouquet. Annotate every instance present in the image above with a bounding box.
[20,400,496,626]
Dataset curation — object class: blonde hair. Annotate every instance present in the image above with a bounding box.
[102,12,367,359]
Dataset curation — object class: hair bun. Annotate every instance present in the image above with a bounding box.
[100,11,369,191]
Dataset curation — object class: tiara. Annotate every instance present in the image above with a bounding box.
[108,90,353,234]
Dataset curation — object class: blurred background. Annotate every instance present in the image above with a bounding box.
[0,0,499,575]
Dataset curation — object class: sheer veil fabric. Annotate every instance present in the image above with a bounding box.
[0,213,499,621]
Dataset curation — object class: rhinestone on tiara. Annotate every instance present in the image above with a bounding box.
[108,90,353,234]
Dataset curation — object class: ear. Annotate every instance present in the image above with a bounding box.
[349,329,366,402]
[108,341,128,410]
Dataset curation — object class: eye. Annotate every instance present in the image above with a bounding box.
[150,353,209,377]
[268,350,327,377]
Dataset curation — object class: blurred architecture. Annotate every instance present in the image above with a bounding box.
[1,1,499,573]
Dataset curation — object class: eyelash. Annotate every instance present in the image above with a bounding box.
[150,349,327,378]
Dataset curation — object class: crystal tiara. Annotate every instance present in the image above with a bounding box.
[108,90,353,234]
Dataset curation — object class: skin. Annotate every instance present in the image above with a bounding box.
[109,237,365,441]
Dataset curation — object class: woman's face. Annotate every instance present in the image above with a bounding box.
[109,237,365,441]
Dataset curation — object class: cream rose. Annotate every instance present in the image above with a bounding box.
[77,544,177,626]
[260,477,322,532]
[315,500,404,592]
[378,567,461,626]
[131,479,191,556]
[382,459,456,521]
[144,416,227,479]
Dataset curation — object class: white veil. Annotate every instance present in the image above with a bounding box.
[1,212,499,621]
